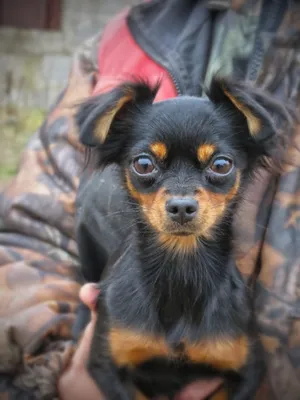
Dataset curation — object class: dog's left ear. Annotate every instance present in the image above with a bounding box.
[207,77,294,160]
[76,81,159,164]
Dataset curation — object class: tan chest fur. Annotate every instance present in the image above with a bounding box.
[109,327,249,372]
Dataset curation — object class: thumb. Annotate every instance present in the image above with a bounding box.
[79,283,100,313]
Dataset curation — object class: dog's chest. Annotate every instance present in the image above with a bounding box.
[104,264,249,374]
[108,325,249,372]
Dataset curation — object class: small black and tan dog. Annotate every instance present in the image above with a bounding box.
[75,77,292,400]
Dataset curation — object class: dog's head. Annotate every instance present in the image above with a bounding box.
[77,78,292,252]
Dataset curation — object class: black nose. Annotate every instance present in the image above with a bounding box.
[166,198,199,225]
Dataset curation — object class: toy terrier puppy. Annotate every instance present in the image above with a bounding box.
[75,77,293,399]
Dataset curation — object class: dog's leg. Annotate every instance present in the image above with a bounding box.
[88,294,131,400]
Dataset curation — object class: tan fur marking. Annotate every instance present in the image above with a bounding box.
[126,172,168,231]
[126,172,158,208]
[126,170,240,249]
[185,335,249,371]
[109,328,169,367]
[94,89,134,143]
[197,144,216,163]
[210,389,229,400]
[159,234,198,254]
[126,174,198,253]
[109,326,249,373]
[196,171,241,239]
[150,142,168,160]
[223,89,261,136]
[135,391,150,400]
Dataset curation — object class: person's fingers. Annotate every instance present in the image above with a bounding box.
[61,284,98,372]
[174,379,223,400]
[70,319,96,368]
[58,310,103,399]
[64,283,99,370]
[58,336,104,400]
[58,359,103,400]
[79,283,100,311]
[58,318,102,399]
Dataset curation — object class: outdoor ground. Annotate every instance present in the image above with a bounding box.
[0,107,45,189]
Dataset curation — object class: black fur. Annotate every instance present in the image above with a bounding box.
[75,77,294,400]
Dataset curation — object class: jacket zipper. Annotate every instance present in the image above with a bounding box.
[171,0,287,93]
[168,0,287,94]
[167,69,182,96]
[247,0,287,82]
[129,0,286,95]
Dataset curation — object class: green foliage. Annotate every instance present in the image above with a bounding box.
[0,106,45,182]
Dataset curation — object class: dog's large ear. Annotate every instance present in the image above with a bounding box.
[207,77,294,163]
[76,80,158,149]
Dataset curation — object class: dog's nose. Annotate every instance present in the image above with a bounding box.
[166,198,199,225]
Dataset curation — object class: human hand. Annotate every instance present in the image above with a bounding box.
[58,283,104,399]
[58,284,223,400]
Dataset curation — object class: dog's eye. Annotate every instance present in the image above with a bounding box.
[209,157,233,175]
[133,156,156,175]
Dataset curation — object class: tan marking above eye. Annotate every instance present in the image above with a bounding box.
[150,142,167,160]
[197,144,216,163]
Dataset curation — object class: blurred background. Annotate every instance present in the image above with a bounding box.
[0,0,137,188]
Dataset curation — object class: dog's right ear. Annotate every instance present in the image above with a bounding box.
[206,77,295,169]
[76,81,158,148]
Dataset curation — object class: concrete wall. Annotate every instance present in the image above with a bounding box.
[0,0,139,110]
[0,0,138,182]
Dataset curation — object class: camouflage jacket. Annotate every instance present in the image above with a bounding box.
[0,0,299,399]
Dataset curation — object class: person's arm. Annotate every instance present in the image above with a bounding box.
[0,34,99,399]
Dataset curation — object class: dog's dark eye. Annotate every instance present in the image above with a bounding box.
[133,156,155,175]
[209,157,233,175]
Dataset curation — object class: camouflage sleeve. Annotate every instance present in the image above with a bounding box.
[233,9,300,396]
[0,35,100,399]
[0,3,299,399]
[234,124,300,399]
